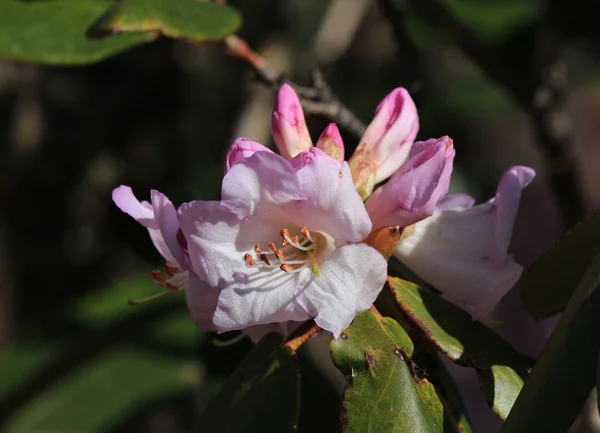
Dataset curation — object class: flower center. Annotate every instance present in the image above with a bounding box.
[244,226,322,276]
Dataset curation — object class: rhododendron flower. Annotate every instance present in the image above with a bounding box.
[353,87,419,183]
[271,83,313,159]
[366,136,455,229]
[112,186,188,292]
[394,166,535,318]
[225,137,273,173]
[178,148,387,338]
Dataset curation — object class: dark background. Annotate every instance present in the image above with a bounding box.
[0,0,599,431]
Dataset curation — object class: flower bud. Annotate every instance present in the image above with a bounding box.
[355,87,419,183]
[271,83,313,159]
[348,147,377,200]
[316,123,344,162]
[225,137,273,173]
[365,136,455,229]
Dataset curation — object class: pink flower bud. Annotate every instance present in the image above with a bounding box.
[316,123,344,162]
[355,87,419,183]
[225,137,273,173]
[365,136,455,229]
[271,83,313,159]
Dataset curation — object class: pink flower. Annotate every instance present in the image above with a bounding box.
[316,123,344,162]
[225,137,273,173]
[354,88,419,183]
[366,137,455,229]
[394,166,535,319]
[112,186,188,292]
[178,149,387,338]
[271,84,313,159]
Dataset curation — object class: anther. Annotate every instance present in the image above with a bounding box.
[280,264,295,272]
[259,254,271,265]
[244,253,256,266]
[268,242,278,254]
[164,261,178,277]
[152,269,166,283]
[254,243,263,254]
[301,227,313,242]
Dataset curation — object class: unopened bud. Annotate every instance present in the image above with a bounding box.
[225,137,272,173]
[316,123,344,162]
[358,87,419,183]
[271,83,312,159]
[348,147,377,200]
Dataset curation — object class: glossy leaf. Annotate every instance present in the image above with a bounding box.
[331,310,448,433]
[387,277,532,420]
[196,333,300,433]
[521,209,600,318]
[0,0,153,65]
[0,272,201,432]
[502,252,600,433]
[3,348,199,432]
[88,0,241,42]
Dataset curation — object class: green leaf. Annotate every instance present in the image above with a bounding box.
[521,209,600,318]
[196,333,300,433]
[3,347,199,432]
[0,0,154,65]
[88,0,241,43]
[501,252,600,433]
[330,310,448,433]
[387,278,532,420]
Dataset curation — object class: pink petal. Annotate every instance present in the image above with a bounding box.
[220,151,304,219]
[151,190,185,267]
[112,185,156,229]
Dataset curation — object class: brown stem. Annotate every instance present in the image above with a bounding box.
[224,35,367,138]
[283,320,322,354]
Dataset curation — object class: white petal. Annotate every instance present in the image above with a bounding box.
[296,244,388,338]
[185,272,220,332]
[290,157,372,245]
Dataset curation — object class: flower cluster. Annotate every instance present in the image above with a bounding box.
[113,83,534,339]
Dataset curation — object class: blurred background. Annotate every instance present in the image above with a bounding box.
[0,0,599,431]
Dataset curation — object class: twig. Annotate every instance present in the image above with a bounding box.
[282,320,322,354]
[403,0,585,226]
[224,35,367,138]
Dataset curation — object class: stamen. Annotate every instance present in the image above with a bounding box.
[152,269,166,284]
[259,253,271,265]
[128,290,170,306]
[301,227,313,243]
[164,261,178,277]
[244,253,256,267]
[165,282,183,292]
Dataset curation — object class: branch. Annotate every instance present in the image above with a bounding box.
[400,0,585,226]
[224,35,367,138]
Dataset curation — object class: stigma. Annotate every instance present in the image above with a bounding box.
[244,226,321,275]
